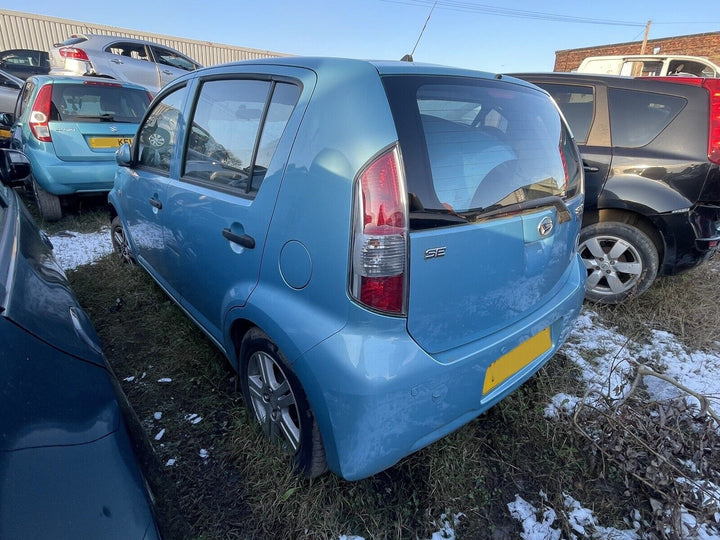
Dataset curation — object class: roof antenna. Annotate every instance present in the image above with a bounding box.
[402,1,437,62]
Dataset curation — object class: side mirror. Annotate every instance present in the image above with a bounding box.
[0,149,31,187]
[115,143,133,167]
[0,112,13,127]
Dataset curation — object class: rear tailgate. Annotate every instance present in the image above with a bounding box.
[48,80,149,161]
[383,75,584,354]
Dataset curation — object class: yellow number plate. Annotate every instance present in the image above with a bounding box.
[89,137,133,149]
[0,128,10,138]
[483,327,551,394]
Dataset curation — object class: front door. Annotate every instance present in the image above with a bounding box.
[119,84,188,278]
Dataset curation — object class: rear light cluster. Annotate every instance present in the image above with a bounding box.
[29,85,53,142]
[59,47,90,61]
[350,146,408,315]
[649,77,720,165]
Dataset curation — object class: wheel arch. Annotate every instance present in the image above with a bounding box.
[584,207,666,265]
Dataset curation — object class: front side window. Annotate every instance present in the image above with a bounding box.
[182,79,299,196]
[608,88,686,147]
[137,86,187,173]
[384,76,582,227]
[536,83,594,143]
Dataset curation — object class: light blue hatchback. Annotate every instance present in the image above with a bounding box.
[110,57,586,480]
[10,75,150,220]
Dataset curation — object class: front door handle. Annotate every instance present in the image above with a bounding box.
[162,69,173,75]
[149,197,163,210]
[222,228,255,249]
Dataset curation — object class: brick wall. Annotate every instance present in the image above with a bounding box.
[554,31,720,72]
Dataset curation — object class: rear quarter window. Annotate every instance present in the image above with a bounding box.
[383,76,581,228]
[50,83,150,123]
[608,88,686,147]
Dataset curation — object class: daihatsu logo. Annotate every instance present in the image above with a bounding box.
[538,217,554,237]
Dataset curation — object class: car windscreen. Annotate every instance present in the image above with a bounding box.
[50,82,150,123]
[382,76,581,229]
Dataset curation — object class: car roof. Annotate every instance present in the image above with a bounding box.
[61,33,182,49]
[189,56,541,90]
[509,71,711,93]
[26,74,150,91]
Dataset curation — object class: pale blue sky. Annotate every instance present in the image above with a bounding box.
[12,1,720,72]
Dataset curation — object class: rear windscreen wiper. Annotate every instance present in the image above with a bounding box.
[470,196,572,223]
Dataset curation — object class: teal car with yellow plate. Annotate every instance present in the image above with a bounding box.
[10,75,150,220]
[110,57,586,481]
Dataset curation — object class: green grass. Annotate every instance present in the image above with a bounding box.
[62,211,720,539]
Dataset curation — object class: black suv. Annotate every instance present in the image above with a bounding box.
[515,73,720,303]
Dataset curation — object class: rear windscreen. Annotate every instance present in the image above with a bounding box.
[383,76,581,229]
[50,83,150,123]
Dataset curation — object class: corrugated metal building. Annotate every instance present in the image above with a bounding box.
[0,8,288,66]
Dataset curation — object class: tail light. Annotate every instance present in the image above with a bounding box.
[59,47,90,61]
[647,77,720,164]
[350,146,408,315]
[29,85,52,142]
[705,79,720,164]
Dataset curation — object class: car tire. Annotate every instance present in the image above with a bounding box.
[110,216,134,264]
[578,222,659,304]
[239,328,328,478]
[32,177,62,222]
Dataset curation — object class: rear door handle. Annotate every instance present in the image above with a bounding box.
[583,163,599,173]
[149,197,163,210]
[110,58,123,64]
[222,228,255,249]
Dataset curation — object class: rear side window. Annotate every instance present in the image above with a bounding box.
[104,42,151,62]
[535,83,594,143]
[608,88,686,147]
[182,78,299,197]
[50,83,150,122]
[384,76,581,226]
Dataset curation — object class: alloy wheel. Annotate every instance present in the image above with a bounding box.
[246,350,302,454]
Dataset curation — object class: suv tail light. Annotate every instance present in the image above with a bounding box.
[59,47,90,61]
[648,77,720,164]
[350,146,408,315]
[29,85,52,142]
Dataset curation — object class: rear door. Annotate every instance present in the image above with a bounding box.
[160,68,310,344]
[383,76,584,353]
[101,41,160,91]
[530,80,612,215]
[48,81,150,161]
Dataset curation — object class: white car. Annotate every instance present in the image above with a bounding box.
[49,34,201,94]
[0,68,22,113]
[576,54,720,78]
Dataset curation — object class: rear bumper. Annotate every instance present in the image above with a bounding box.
[656,204,720,275]
[27,151,117,195]
[296,256,585,480]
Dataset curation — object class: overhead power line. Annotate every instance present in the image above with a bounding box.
[383,0,719,27]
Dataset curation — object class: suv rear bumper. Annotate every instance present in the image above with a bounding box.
[297,256,585,480]
[657,205,720,275]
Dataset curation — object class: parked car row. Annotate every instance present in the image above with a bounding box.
[3,50,719,535]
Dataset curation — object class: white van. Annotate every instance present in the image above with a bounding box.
[576,55,720,78]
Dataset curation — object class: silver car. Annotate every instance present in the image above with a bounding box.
[49,34,201,94]
[0,68,22,113]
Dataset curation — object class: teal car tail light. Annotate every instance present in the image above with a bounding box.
[350,146,408,315]
[29,85,52,142]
